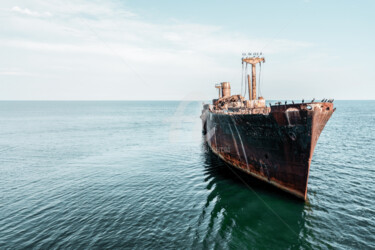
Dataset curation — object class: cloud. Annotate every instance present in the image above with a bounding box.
[0,0,325,100]
[11,6,52,17]
[0,68,33,76]
[0,11,312,60]
[4,0,312,58]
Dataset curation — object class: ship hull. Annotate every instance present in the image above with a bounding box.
[201,102,334,200]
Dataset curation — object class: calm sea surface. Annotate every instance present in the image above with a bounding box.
[0,101,374,249]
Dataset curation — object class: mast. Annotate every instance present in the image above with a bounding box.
[242,56,265,100]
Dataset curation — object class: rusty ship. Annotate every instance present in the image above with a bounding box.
[201,55,335,200]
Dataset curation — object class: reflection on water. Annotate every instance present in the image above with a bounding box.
[195,139,308,249]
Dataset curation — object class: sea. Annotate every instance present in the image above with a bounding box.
[0,101,374,249]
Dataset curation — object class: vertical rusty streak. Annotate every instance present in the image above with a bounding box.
[230,116,249,171]
[227,122,241,159]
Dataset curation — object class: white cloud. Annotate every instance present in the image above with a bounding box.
[0,11,312,61]
[0,68,33,76]
[11,6,52,17]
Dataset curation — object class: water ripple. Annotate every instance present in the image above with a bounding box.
[0,101,374,249]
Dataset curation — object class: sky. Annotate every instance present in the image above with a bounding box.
[1,0,374,100]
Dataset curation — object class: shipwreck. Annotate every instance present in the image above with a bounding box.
[201,54,335,200]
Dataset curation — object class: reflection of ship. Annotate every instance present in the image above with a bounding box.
[195,142,306,248]
[201,56,335,200]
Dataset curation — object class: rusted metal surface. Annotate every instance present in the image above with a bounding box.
[247,74,252,100]
[221,82,231,97]
[242,57,265,101]
[242,57,265,65]
[201,101,334,200]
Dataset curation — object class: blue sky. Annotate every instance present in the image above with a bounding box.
[1,0,374,100]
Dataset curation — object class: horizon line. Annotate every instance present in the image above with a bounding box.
[0,99,374,101]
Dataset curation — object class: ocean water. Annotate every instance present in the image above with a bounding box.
[0,101,374,249]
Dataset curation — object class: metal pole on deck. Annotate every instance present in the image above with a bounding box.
[247,74,252,100]
[252,64,257,100]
